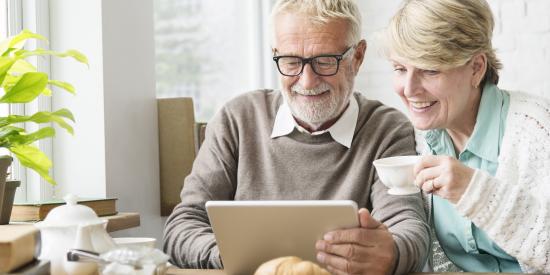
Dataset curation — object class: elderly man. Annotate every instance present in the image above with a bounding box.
[163,0,429,274]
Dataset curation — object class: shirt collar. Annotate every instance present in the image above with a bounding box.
[464,83,505,162]
[271,95,359,149]
[425,83,505,162]
[425,129,454,157]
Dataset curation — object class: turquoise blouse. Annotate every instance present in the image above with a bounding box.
[425,83,521,272]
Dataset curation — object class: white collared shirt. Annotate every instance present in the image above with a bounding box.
[270,96,359,148]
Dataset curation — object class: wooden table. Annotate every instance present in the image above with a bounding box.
[165,268,525,275]
[103,212,140,232]
[167,269,226,275]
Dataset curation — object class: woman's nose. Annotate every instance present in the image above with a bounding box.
[403,73,422,97]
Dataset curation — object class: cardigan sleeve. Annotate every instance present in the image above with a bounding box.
[454,91,550,273]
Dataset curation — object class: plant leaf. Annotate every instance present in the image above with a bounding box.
[8,30,47,50]
[9,144,55,185]
[28,127,56,140]
[0,40,9,57]
[63,50,88,65]
[1,74,20,92]
[0,57,16,85]
[48,80,75,94]
[42,87,52,96]
[0,126,25,139]
[0,115,30,127]
[29,111,74,134]
[52,108,75,122]
[50,116,73,134]
[0,30,47,57]
[17,48,88,66]
[9,59,37,75]
[0,109,74,133]
[7,127,55,145]
[0,72,48,103]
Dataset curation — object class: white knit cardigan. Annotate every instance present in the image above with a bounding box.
[426,91,550,273]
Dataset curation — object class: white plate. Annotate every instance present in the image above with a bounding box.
[113,237,156,248]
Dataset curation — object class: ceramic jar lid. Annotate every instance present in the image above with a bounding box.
[35,194,104,228]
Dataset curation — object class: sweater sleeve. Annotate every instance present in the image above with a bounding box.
[163,106,238,268]
[454,92,550,273]
[370,117,430,275]
[455,169,550,273]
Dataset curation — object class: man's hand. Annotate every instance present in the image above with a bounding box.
[414,155,475,204]
[315,208,396,275]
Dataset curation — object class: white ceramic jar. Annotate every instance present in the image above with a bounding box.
[35,194,116,275]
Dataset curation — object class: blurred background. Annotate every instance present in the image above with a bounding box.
[2,0,549,245]
[154,0,550,121]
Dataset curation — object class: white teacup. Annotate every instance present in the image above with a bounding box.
[113,237,156,249]
[373,155,421,195]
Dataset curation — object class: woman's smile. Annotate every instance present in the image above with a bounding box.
[409,100,438,113]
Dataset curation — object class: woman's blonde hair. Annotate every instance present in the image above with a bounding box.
[271,0,362,46]
[384,0,502,85]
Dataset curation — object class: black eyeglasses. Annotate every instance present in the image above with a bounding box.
[273,46,355,77]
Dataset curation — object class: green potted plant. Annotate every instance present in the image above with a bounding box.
[0,30,87,224]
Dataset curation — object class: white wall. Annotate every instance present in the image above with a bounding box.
[356,1,404,111]
[100,0,163,240]
[490,0,550,97]
[357,0,550,114]
[50,0,163,243]
[50,0,106,198]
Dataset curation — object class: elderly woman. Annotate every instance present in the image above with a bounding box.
[383,0,550,273]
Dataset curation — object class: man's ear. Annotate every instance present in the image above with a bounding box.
[471,53,487,88]
[352,39,367,75]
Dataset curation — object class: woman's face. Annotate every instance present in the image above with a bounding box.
[391,56,484,131]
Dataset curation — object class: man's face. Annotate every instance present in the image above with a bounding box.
[273,13,366,130]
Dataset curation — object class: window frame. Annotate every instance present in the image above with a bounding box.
[0,1,7,39]
[7,0,55,202]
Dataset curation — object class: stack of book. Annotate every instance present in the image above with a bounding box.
[10,198,117,222]
[0,225,39,273]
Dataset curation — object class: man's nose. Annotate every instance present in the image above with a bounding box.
[298,64,320,90]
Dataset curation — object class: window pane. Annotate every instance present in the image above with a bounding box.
[154,0,271,122]
[0,0,9,131]
[0,1,6,40]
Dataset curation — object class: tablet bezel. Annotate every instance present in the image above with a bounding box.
[205,200,359,275]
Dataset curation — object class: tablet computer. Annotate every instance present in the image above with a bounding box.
[205,200,359,275]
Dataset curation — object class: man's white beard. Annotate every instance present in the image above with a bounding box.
[284,81,344,128]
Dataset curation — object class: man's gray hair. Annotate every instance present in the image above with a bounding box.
[271,0,362,46]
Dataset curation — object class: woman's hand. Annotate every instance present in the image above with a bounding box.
[414,155,475,204]
[315,208,396,275]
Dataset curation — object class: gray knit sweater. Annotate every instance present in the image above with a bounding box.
[163,90,429,274]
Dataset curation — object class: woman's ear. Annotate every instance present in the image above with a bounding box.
[471,53,487,88]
